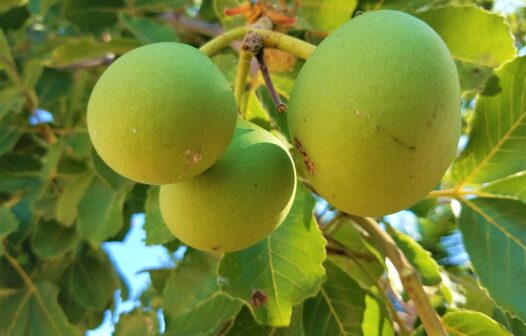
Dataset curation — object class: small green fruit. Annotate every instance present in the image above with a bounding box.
[287,10,460,216]
[88,42,237,185]
[160,120,296,253]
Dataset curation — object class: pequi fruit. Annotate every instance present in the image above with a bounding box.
[159,120,296,253]
[87,42,237,185]
[287,10,460,217]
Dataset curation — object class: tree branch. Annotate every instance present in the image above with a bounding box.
[346,215,447,336]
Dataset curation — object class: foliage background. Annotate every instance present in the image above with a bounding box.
[0,0,526,335]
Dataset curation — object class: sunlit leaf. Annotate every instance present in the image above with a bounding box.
[459,198,526,321]
[451,56,526,186]
[115,309,160,336]
[415,6,516,67]
[303,259,394,336]
[480,171,526,203]
[414,310,511,336]
[388,227,442,286]
[298,0,357,32]
[163,250,242,336]
[226,306,304,336]
[219,185,326,326]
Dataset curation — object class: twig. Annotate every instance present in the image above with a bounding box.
[255,50,286,114]
[346,215,447,336]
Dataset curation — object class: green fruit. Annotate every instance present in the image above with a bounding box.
[88,42,237,185]
[287,10,460,217]
[160,120,296,253]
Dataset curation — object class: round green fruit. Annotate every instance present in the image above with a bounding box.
[287,10,460,217]
[159,120,296,253]
[87,42,237,185]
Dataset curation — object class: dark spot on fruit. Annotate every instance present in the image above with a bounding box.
[376,125,381,131]
[303,118,306,122]
[391,135,416,151]
[211,245,221,251]
[250,289,268,308]
[294,137,316,175]
[253,183,258,188]
[426,112,437,128]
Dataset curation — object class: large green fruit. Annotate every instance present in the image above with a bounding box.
[287,10,460,217]
[160,120,296,253]
[88,42,237,185]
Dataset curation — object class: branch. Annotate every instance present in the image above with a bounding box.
[200,27,316,60]
[346,215,447,336]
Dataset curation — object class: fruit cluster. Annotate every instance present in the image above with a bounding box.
[87,10,460,253]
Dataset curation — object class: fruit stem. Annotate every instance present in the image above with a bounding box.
[199,27,316,60]
[255,50,287,114]
[346,214,447,336]
[234,48,253,109]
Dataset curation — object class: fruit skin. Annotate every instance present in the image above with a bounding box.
[87,42,237,185]
[160,120,296,253]
[287,10,460,217]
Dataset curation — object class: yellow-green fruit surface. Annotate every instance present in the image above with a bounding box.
[87,42,237,185]
[160,120,296,253]
[287,10,460,217]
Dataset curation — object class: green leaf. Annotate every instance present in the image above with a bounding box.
[451,56,526,186]
[371,0,430,12]
[0,154,43,192]
[0,87,24,123]
[115,309,159,336]
[0,205,19,238]
[0,29,19,83]
[214,0,245,30]
[92,151,134,192]
[56,172,94,227]
[0,281,80,335]
[298,0,357,32]
[77,177,126,245]
[120,13,178,44]
[226,306,304,336]
[415,6,516,67]
[163,250,242,336]
[326,219,385,289]
[456,60,493,93]
[493,306,526,336]
[130,0,187,11]
[219,185,326,326]
[31,219,79,259]
[64,0,124,34]
[0,0,27,14]
[426,310,511,336]
[35,68,73,105]
[303,259,394,336]
[448,273,495,316]
[388,227,442,286]
[71,254,117,310]
[480,171,526,202]
[0,123,22,157]
[144,186,175,245]
[47,38,140,68]
[459,198,526,321]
